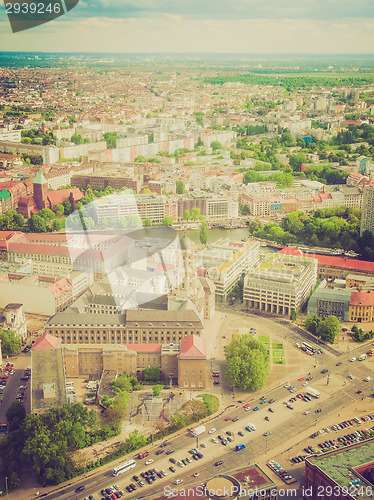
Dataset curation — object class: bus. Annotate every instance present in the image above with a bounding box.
[302,342,316,355]
[112,459,136,477]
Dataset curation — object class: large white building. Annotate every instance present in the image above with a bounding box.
[195,238,260,302]
[244,253,318,315]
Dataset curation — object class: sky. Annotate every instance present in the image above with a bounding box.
[0,0,373,54]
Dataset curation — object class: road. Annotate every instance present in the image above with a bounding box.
[42,347,374,500]
[0,352,31,422]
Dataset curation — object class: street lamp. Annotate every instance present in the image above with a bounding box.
[5,476,8,500]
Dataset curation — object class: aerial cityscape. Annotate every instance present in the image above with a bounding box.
[0,2,374,500]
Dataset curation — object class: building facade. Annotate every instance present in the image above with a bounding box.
[244,253,318,315]
[361,185,374,236]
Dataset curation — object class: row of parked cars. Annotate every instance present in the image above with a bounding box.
[267,460,296,485]
[99,483,124,499]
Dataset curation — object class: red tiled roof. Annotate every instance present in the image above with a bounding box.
[350,291,374,307]
[279,247,374,273]
[47,188,83,206]
[32,333,61,350]
[123,343,162,353]
[179,334,206,359]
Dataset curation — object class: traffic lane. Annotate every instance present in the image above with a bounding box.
[44,385,363,500]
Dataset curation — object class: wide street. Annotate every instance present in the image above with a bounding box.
[39,342,374,500]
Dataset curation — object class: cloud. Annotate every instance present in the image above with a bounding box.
[68,0,374,21]
[1,14,374,53]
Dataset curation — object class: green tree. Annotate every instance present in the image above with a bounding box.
[191,207,201,220]
[127,214,142,228]
[210,141,222,151]
[224,334,270,390]
[62,199,72,215]
[28,214,47,233]
[316,315,340,343]
[6,401,26,432]
[70,133,84,145]
[162,217,173,226]
[54,204,64,217]
[38,208,55,220]
[170,412,189,430]
[290,310,297,321]
[124,430,147,451]
[183,210,191,222]
[143,366,160,382]
[152,384,163,397]
[200,222,208,245]
[144,218,153,227]
[112,373,132,393]
[176,180,185,194]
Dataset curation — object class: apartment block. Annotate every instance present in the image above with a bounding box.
[244,253,318,315]
[360,185,374,236]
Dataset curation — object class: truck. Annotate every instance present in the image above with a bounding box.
[235,444,246,451]
[137,451,149,459]
[306,387,320,399]
[190,425,206,437]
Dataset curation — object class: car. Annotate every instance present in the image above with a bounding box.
[268,407,274,413]
[290,388,296,393]
[350,357,357,362]
[304,411,310,415]
[226,430,232,436]
[263,431,271,436]
[265,416,270,421]
[200,443,207,448]
[169,458,176,463]
[226,437,232,443]
[145,459,154,465]
[316,409,322,413]
[166,449,175,455]
[182,459,189,466]
[232,416,239,422]
[303,382,309,386]
[213,381,220,385]
[75,485,85,492]
[224,416,232,421]
[211,438,218,444]
[193,472,200,477]
[289,397,297,402]
[208,428,216,434]
[284,383,291,388]
[348,374,355,380]
[298,377,305,381]
[253,406,259,411]
[260,399,267,404]
[321,369,328,374]
[296,394,303,399]
[169,466,176,473]
[306,376,313,381]
[243,403,251,408]
[287,405,294,410]
[0,376,8,380]
[268,398,275,404]
[238,431,244,437]
[19,385,27,390]
[155,449,164,455]
[215,460,223,466]
[336,362,342,366]
[174,479,183,485]
[101,490,107,496]
[111,494,118,500]
[177,461,185,467]
[365,377,372,382]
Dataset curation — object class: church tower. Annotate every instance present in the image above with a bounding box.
[33,171,48,210]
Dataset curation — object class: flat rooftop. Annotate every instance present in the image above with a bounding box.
[31,348,66,412]
[307,439,374,499]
